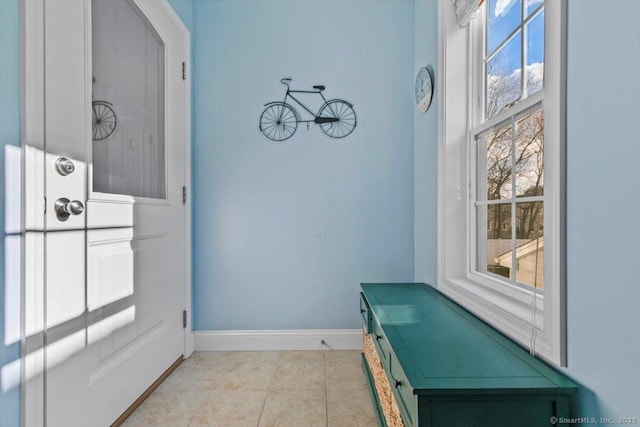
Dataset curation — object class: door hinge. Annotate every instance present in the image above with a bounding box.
[182,62,186,80]
[182,310,187,329]
[182,186,187,204]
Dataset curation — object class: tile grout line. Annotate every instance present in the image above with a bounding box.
[325,351,329,427]
[256,351,280,427]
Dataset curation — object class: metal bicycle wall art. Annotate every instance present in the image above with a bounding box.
[91,77,117,141]
[259,78,357,142]
[92,100,117,141]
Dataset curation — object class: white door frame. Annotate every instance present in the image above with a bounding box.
[160,0,194,359]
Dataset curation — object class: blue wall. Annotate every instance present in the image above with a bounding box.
[0,0,21,425]
[564,0,640,420]
[192,0,415,330]
[167,0,193,32]
[413,0,438,286]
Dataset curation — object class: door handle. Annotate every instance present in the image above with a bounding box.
[55,197,84,221]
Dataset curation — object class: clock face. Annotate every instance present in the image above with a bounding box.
[415,66,434,113]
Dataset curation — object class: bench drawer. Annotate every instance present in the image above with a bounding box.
[371,313,392,369]
[359,292,372,333]
[389,351,415,427]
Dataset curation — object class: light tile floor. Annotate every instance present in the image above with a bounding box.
[122,350,377,427]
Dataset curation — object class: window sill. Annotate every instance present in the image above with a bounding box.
[438,275,558,365]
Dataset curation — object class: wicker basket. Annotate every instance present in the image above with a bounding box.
[363,328,405,427]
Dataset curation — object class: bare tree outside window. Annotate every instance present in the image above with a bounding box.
[482,69,544,288]
[487,50,522,119]
[487,50,544,119]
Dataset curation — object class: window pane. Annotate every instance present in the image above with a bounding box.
[515,201,544,289]
[525,9,544,96]
[487,123,513,200]
[486,32,522,118]
[525,0,544,18]
[92,0,166,199]
[483,203,512,279]
[515,109,544,197]
[487,0,522,54]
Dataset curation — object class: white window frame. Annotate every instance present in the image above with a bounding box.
[437,0,566,366]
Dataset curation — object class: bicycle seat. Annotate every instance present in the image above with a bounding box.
[313,85,325,91]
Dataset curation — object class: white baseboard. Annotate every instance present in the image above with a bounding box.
[194,329,363,352]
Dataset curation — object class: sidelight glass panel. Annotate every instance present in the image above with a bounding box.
[91,0,165,199]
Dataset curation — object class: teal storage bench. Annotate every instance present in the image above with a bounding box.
[360,283,577,427]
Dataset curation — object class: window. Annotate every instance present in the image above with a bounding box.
[438,0,566,365]
[475,0,545,290]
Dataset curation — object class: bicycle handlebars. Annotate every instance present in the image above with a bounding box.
[281,77,292,84]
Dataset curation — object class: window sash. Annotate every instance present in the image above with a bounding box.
[481,1,545,121]
[471,1,546,292]
[471,91,543,141]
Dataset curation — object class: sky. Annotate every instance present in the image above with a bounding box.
[486,0,545,111]
[487,0,544,69]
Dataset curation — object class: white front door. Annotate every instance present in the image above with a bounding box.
[22,1,191,425]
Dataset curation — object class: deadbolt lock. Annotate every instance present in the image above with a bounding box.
[55,157,75,176]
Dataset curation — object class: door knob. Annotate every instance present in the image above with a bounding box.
[55,157,75,176]
[55,197,84,221]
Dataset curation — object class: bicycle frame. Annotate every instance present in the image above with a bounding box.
[282,88,333,123]
[281,81,336,123]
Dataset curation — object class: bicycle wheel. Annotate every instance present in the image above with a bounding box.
[92,101,117,141]
[317,100,357,139]
[259,103,298,141]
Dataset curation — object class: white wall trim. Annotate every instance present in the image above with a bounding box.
[194,329,363,352]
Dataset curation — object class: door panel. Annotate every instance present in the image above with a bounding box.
[45,231,86,328]
[22,0,190,425]
[86,228,134,311]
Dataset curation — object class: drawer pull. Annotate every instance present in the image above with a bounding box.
[395,379,403,388]
[375,334,383,341]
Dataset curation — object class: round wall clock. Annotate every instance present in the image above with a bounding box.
[415,66,434,113]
